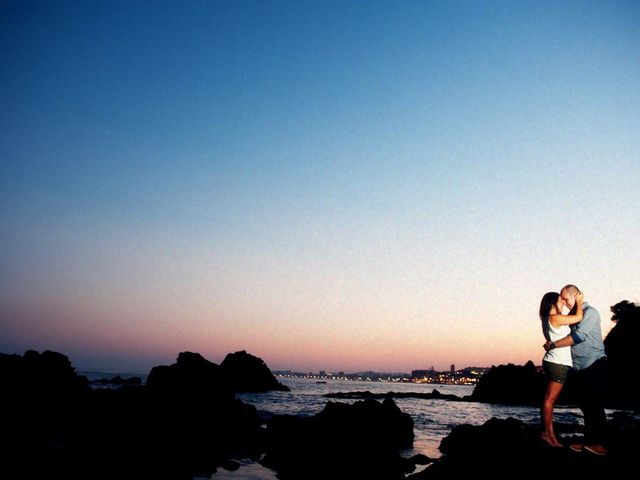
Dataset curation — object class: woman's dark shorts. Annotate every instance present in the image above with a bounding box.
[543,360,571,384]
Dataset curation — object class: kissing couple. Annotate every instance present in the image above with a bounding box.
[538,284,608,455]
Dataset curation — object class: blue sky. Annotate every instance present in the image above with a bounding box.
[2,1,639,372]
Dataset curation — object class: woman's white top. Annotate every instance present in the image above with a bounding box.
[543,318,573,367]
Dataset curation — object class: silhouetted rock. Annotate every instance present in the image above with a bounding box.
[0,349,272,480]
[470,361,546,405]
[0,350,91,479]
[0,349,89,396]
[0,350,89,428]
[605,300,640,409]
[147,351,234,402]
[138,351,266,477]
[408,416,639,479]
[261,398,413,479]
[326,389,467,401]
[220,350,289,393]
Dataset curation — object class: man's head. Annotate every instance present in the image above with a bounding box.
[560,284,581,309]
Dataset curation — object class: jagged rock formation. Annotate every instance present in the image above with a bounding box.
[220,350,290,393]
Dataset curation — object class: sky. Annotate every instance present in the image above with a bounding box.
[1,0,639,374]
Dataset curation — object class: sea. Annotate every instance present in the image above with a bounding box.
[78,372,599,480]
[211,377,589,480]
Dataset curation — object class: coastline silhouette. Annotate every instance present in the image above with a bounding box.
[1,299,637,479]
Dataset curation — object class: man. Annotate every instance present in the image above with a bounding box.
[544,284,608,455]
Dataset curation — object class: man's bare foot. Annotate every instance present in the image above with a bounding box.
[540,432,562,447]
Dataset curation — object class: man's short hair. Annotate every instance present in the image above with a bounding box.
[561,284,580,295]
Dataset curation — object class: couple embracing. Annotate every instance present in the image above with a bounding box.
[538,284,608,455]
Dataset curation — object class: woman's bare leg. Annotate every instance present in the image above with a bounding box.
[541,381,564,447]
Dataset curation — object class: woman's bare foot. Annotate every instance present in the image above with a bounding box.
[540,432,563,447]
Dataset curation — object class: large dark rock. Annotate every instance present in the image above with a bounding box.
[470,361,546,405]
[0,349,89,397]
[220,350,289,393]
[135,351,268,476]
[147,351,233,402]
[408,416,640,479]
[605,300,640,409]
[261,398,413,479]
[0,350,89,427]
[0,350,272,480]
[0,350,91,479]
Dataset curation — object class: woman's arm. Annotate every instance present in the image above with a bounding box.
[549,292,584,327]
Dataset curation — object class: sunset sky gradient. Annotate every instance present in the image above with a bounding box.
[2,1,639,373]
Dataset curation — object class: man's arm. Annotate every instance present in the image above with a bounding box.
[544,335,575,351]
[544,307,599,351]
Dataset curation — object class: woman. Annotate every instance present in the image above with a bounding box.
[538,290,584,447]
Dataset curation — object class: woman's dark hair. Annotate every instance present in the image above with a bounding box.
[539,292,560,320]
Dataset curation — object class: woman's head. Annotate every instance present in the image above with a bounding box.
[539,292,562,320]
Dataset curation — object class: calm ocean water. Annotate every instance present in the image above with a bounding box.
[79,372,591,480]
[208,377,586,480]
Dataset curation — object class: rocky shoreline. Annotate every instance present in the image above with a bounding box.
[408,412,640,479]
[2,348,638,479]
